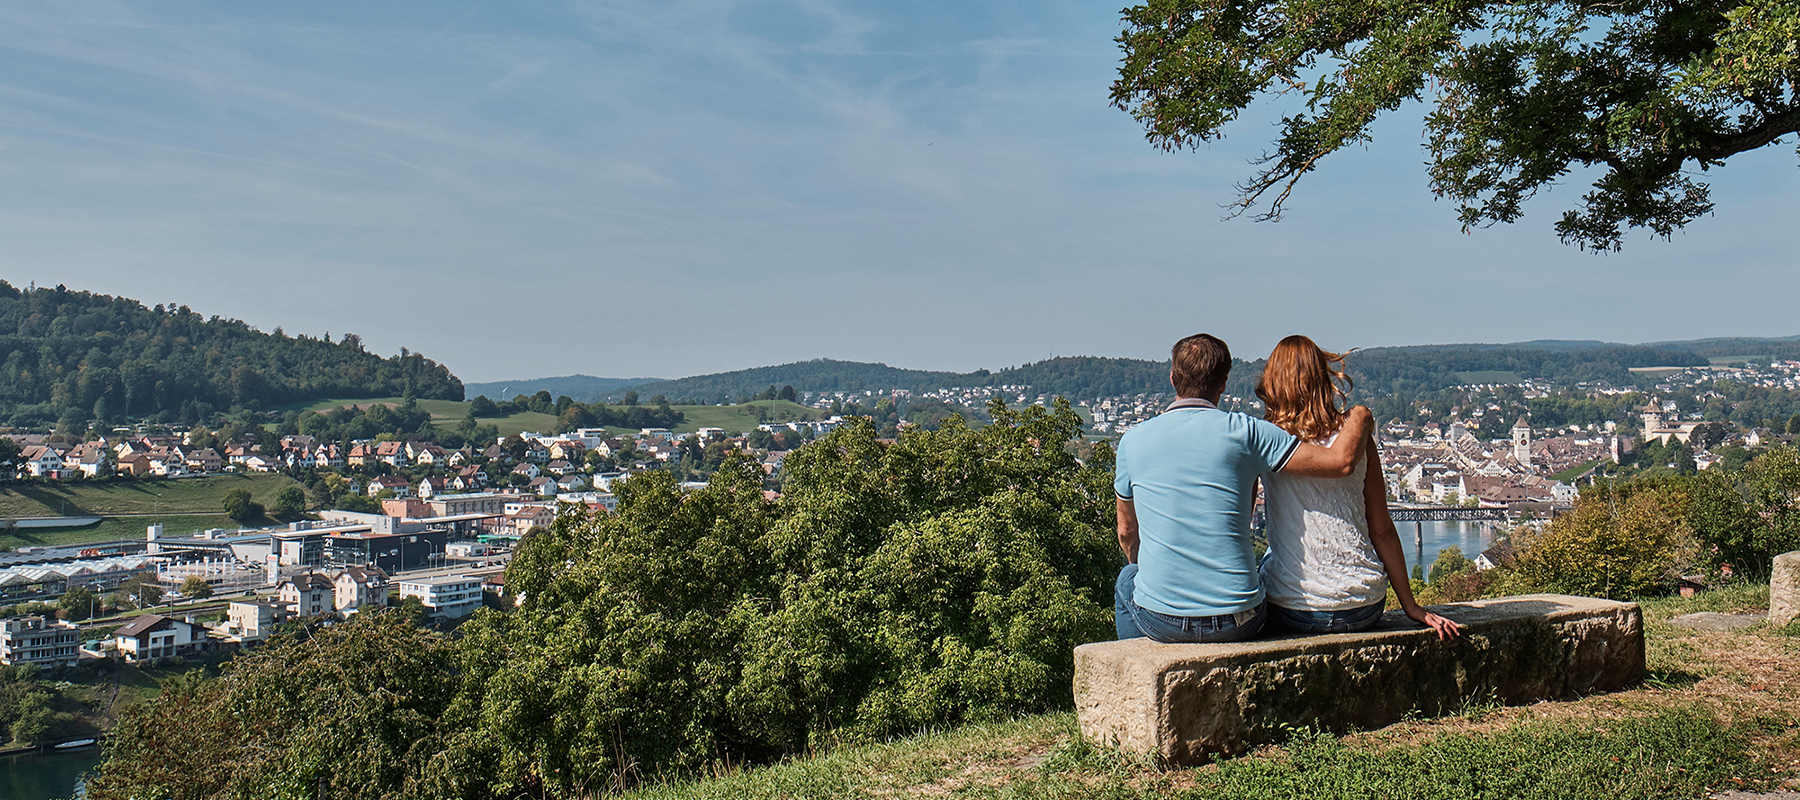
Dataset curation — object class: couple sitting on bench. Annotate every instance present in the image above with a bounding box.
[1114,333,1460,643]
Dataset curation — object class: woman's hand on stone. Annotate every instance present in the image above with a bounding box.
[1409,608,1461,640]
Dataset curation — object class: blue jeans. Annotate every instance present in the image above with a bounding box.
[1114,563,1269,643]
[1269,599,1386,634]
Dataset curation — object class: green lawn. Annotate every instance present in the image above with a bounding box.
[0,474,298,518]
[1552,459,1603,483]
[0,474,300,549]
[277,396,471,422]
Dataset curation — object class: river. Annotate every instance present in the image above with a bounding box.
[1400,519,1509,577]
[0,745,101,800]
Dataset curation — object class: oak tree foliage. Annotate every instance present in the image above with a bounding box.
[1113,0,1800,249]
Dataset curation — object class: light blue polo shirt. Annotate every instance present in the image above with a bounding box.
[1114,398,1299,616]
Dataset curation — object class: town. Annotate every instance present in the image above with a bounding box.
[0,357,1794,678]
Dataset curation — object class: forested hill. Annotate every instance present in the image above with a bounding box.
[589,357,1179,403]
[0,282,462,427]
[579,337,1786,405]
[599,360,964,403]
[1341,344,1710,398]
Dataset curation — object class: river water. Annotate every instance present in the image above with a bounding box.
[0,746,101,800]
[1401,519,1507,577]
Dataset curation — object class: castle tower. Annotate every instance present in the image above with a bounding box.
[1641,399,1664,443]
[1512,418,1532,468]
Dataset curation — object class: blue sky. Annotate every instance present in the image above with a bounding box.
[1,1,1795,383]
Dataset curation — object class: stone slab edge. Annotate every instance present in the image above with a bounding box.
[1074,593,1643,764]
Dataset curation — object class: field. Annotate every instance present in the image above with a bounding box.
[284,397,826,437]
[0,474,301,549]
[1551,459,1604,483]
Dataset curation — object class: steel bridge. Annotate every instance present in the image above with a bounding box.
[1388,506,1509,522]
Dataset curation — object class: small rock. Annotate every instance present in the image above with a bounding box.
[1710,792,1800,800]
[1670,612,1767,632]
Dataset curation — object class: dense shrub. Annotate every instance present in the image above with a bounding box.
[89,401,1118,800]
[1509,485,1697,599]
[436,402,1117,797]
[86,611,458,800]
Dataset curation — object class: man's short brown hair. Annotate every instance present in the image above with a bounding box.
[1171,333,1232,398]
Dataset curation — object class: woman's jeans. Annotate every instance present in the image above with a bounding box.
[1114,563,1268,643]
[1269,599,1386,633]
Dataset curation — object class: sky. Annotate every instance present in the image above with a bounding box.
[1,1,1795,383]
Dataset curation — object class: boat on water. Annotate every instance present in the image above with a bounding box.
[52,738,97,750]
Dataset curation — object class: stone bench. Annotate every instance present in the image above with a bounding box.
[1073,594,1643,765]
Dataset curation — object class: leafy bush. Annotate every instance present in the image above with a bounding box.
[442,401,1117,797]
[1510,485,1697,599]
[86,611,458,800]
[87,402,1119,799]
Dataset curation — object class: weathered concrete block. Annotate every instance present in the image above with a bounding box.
[1073,594,1642,765]
[1772,551,1800,628]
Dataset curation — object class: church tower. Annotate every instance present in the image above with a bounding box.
[1512,418,1532,468]
[1641,400,1664,443]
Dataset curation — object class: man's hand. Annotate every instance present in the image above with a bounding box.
[1280,406,1372,478]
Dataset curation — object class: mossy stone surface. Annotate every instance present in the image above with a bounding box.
[1074,594,1644,765]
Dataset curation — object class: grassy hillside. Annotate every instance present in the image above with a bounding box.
[0,474,298,518]
[0,474,302,549]
[464,375,660,403]
[627,583,1797,800]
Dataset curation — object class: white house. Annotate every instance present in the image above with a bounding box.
[398,575,484,620]
[220,600,288,642]
[111,614,206,663]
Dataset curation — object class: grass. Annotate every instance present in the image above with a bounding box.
[1551,459,1604,483]
[622,707,1760,800]
[0,474,300,549]
[621,582,1798,800]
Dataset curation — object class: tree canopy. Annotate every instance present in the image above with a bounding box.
[1112,0,1800,250]
[0,282,462,428]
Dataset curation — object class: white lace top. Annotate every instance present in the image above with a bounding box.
[1260,431,1389,611]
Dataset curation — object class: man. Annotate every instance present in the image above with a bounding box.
[1113,333,1370,642]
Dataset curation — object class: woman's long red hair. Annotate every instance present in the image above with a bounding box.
[1256,335,1354,442]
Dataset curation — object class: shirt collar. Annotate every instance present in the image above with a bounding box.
[1164,397,1218,413]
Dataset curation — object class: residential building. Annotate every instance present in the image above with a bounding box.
[220,600,288,642]
[278,572,335,616]
[398,575,484,620]
[111,614,206,663]
[0,616,80,667]
[334,566,389,613]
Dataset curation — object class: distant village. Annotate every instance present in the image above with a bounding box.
[0,417,852,671]
[2,358,1797,670]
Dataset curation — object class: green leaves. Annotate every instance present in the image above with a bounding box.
[1115,0,1800,249]
[93,401,1121,798]
[468,401,1117,794]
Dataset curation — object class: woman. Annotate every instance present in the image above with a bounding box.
[1256,335,1460,639]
